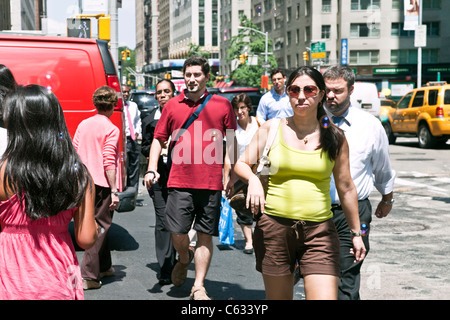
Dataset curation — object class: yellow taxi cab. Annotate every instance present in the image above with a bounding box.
[384,81,450,148]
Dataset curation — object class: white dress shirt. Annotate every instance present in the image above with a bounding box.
[124,100,142,138]
[327,105,396,204]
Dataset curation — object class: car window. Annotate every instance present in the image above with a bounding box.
[444,90,450,105]
[411,90,424,107]
[397,92,413,109]
[131,93,158,109]
[428,90,438,106]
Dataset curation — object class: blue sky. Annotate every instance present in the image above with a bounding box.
[46,0,136,49]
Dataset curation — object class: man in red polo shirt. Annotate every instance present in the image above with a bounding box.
[144,56,237,300]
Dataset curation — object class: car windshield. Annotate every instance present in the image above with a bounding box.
[131,93,158,109]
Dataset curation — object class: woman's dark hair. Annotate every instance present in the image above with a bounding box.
[0,64,18,126]
[1,85,92,220]
[231,93,252,113]
[155,79,176,94]
[286,66,345,161]
[183,56,210,76]
[93,85,118,112]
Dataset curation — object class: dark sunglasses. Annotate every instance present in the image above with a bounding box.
[287,85,319,99]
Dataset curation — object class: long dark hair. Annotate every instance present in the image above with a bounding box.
[286,66,345,161]
[1,85,92,220]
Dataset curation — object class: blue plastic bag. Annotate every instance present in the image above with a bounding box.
[218,196,234,245]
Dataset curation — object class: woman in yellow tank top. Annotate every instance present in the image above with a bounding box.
[233,66,366,300]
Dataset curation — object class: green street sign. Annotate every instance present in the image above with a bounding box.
[311,42,326,53]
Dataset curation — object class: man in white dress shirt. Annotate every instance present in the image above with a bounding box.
[122,85,142,189]
[323,65,396,300]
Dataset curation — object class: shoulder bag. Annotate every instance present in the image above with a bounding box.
[167,93,212,170]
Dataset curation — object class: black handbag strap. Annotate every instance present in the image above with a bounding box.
[172,93,212,143]
[166,93,212,170]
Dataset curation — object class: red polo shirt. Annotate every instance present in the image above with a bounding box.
[154,90,237,190]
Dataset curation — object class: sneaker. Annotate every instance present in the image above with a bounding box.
[171,248,194,287]
[190,286,211,300]
[82,279,102,290]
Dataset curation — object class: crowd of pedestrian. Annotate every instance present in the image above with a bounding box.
[0,58,395,301]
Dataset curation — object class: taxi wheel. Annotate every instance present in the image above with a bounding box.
[418,124,436,149]
[382,121,396,144]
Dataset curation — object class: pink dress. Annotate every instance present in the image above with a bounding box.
[0,194,84,300]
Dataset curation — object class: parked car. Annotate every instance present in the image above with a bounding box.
[350,82,381,118]
[212,87,263,116]
[0,34,135,211]
[130,89,158,120]
[384,81,450,148]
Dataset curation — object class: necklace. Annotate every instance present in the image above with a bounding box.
[303,130,318,144]
[288,118,319,144]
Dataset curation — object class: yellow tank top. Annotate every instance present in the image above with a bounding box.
[265,123,334,221]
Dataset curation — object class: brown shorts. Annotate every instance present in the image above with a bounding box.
[254,213,340,277]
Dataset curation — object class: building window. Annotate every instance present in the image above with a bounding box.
[391,23,414,37]
[393,49,440,64]
[423,0,441,9]
[321,25,331,39]
[426,22,440,36]
[350,23,380,38]
[392,0,402,9]
[322,0,331,12]
[350,50,379,65]
[351,0,380,10]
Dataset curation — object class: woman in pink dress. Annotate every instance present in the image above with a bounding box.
[0,85,97,300]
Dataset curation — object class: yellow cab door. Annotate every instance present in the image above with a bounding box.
[392,92,413,132]
[407,90,425,132]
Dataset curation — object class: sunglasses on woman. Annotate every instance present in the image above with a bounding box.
[286,85,319,99]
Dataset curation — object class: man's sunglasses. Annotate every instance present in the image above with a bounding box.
[286,85,319,99]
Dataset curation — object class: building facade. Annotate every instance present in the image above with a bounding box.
[136,0,449,93]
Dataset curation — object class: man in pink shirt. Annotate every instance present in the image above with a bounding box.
[73,85,120,290]
[144,56,237,300]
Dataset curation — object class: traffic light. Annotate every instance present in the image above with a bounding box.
[121,50,127,61]
[98,15,111,41]
[244,52,248,64]
[239,54,244,64]
[125,49,131,61]
[303,51,309,61]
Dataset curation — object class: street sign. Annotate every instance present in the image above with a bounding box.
[414,24,427,47]
[341,39,348,65]
[311,42,326,59]
[67,18,91,38]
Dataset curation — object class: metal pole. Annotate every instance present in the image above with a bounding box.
[265,32,268,76]
[417,0,423,88]
[109,0,119,71]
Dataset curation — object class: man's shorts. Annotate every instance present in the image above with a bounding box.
[254,213,340,277]
[164,188,222,236]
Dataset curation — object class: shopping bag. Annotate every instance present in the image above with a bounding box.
[218,196,234,245]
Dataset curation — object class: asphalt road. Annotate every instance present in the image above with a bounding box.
[77,137,450,301]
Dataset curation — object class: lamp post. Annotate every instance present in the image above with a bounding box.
[237,26,269,76]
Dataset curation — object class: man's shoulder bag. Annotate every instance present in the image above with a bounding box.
[167,93,212,170]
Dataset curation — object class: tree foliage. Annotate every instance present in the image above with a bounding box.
[227,15,277,87]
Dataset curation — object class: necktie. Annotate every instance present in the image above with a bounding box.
[332,116,344,126]
[126,102,136,140]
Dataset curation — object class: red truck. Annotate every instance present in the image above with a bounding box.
[0,34,136,211]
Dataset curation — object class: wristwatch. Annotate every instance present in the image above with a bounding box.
[111,190,119,196]
[381,198,395,205]
[350,230,362,237]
